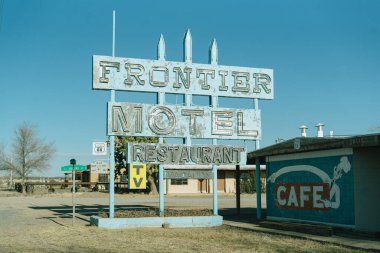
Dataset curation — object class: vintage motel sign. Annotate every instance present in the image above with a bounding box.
[127,143,246,165]
[93,31,275,167]
[92,25,274,218]
[128,164,147,189]
[93,56,273,100]
[108,102,261,140]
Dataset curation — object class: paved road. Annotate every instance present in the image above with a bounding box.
[0,191,264,228]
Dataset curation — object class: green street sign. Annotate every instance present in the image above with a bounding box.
[61,165,87,172]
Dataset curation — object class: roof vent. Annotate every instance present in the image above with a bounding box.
[299,125,308,137]
[315,123,324,137]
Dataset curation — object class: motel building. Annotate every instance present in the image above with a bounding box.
[76,163,266,194]
[248,132,380,233]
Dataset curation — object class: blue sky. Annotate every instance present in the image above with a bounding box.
[0,0,379,177]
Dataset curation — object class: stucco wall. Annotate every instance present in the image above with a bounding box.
[354,147,380,232]
[165,179,199,194]
[225,172,236,193]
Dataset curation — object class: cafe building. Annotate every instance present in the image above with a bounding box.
[248,133,380,232]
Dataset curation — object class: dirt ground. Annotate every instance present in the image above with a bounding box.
[0,190,366,253]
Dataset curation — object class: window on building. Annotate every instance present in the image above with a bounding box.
[171,179,188,185]
[98,174,109,183]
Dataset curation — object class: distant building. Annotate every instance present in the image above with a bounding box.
[248,133,380,232]
[163,165,265,194]
[77,164,265,194]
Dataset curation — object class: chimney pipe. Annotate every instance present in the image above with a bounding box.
[299,125,308,137]
[315,123,324,137]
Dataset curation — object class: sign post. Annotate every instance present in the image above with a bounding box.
[108,10,116,219]
[70,159,76,226]
[61,161,87,225]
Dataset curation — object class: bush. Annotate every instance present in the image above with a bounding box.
[240,173,266,194]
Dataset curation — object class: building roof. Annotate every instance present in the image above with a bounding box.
[248,133,380,163]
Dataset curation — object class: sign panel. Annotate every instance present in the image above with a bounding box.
[92,141,107,155]
[266,150,354,226]
[128,164,146,189]
[90,160,109,174]
[61,165,87,172]
[93,55,274,100]
[108,102,261,140]
[127,143,246,165]
[164,170,213,179]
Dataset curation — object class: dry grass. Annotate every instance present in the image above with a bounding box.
[0,225,366,253]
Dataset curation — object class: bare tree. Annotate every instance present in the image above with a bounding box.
[0,123,55,193]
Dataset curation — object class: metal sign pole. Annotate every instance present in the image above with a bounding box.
[210,39,218,216]
[236,164,240,215]
[184,29,193,199]
[69,159,76,226]
[254,98,261,220]
[72,168,75,225]
[108,10,116,219]
[157,34,166,217]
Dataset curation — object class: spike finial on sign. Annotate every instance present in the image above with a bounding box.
[157,34,166,61]
[184,29,192,63]
[209,38,218,65]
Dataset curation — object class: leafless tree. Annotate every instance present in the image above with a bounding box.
[0,123,55,193]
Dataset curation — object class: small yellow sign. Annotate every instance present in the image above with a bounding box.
[128,164,146,189]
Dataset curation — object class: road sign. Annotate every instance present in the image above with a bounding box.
[90,161,109,174]
[92,141,107,155]
[61,165,87,172]
[164,170,213,179]
[128,164,146,189]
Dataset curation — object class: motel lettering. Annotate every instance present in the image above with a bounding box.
[93,56,274,99]
[108,102,261,140]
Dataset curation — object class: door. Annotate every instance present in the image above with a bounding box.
[198,179,208,193]
[217,171,225,192]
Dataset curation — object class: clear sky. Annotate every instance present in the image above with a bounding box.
[0,0,379,177]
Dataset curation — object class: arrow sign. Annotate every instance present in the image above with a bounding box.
[61,165,87,172]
